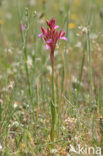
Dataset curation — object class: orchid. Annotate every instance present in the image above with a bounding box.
[38,18,67,50]
[38,18,67,66]
[38,18,67,143]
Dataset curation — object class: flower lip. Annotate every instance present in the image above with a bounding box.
[60,36,68,41]
[46,39,52,44]
[46,44,50,50]
[54,25,59,29]
[38,33,43,38]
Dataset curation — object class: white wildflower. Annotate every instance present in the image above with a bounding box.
[0,144,2,150]
[82,27,88,34]
[14,102,18,108]
[50,149,58,154]
[78,25,83,29]
[8,81,14,90]
[7,48,13,54]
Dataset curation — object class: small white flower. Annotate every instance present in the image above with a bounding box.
[0,144,2,150]
[8,48,13,54]
[78,25,83,30]
[14,102,18,108]
[82,27,88,34]
[76,33,80,37]
[50,149,58,154]
[8,81,14,90]
[12,121,19,127]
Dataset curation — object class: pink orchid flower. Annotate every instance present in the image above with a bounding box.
[38,18,67,66]
[22,23,26,31]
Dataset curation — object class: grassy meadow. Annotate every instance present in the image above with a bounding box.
[0,0,103,155]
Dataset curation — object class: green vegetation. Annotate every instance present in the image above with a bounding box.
[0,0,103,155]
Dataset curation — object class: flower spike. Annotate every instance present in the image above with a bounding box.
[38,17,67,53]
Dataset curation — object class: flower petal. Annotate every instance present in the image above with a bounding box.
[58,30,63,38]
[46,39,52,44]
[61,32,66,37]
[38,33,43,38]
[46,18,55,29]
[41,26,47,35]
[22,24,26,31]
[46,44,50,50]
[54,25,59,29]
[60,36,68,41]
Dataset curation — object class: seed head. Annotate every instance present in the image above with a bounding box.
[82,27,88,35]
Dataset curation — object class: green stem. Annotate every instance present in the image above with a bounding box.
[50,52,57,142]
[22,29,33,112]
[24,45,31,97]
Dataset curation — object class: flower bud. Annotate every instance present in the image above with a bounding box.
[33,11,37,18]
[25,8,29,16]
